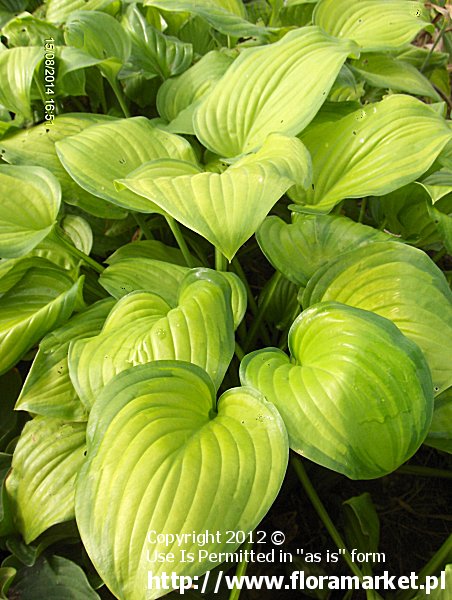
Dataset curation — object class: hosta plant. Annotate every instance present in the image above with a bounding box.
[0,0,451,599]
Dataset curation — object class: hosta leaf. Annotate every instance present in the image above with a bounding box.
[0,263,83,375]
[100,260,246,328]
[417,169,452,204]
[156,50,233,134]
[16,299,115,422]
[0,113,126,220]
[427,203,452,255]
[123,6,193,80]
[69,269,236,407]
[194,27,358,157]
[425,388,452,454]
[118,134,311,260]
[257,214,389,286]
[290,95,452,213]
[146,0,273,40]
[0,46,41,120]
[76,361,288,600]
[2,12,64,47]
[56,117,198,212]
[106,239,189,266]
[313,0,431,52]
[61,215,93,255]
[241,302,433,479]
[412,565,452,600]
[349,54,440,100]
[328,64,364,103]
[5,417,86,543]
[302,242,452,394]
[8,555,100,600]
[46,0,118,25]
[0,165,61,259]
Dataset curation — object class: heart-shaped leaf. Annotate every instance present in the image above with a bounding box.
[241,301,433,479]
[302,242,452,394]
[313,0,431,52]
[257,214,389,286]
[16,299,115,422]
[0,113,125,219]
[290,95,452,213]
[193,27,358,157]
[75,361,288,600]
[99,260,246,328]
[56,117,198,212]
[69,269,236,407]
[106,240,190,266]
[0,165,61,259]
[5,416,86,543]
[156,50,233,134]
[0,261,83,376]
[118,133,311,260]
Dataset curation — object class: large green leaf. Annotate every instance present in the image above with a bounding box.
[257,214,389,286]
[99,260,246,328]
[16,299,115,422]
[145,0,273,40]
[241,302,433,479]
[313,0,431,52]
[75,361,288,600]
[424,387,452,454]
[302,242,452,394]
[417,169,452,204]
[69,269,236,408]
[5,416,86,543]
[349,54,440,100]
[290,95,452,213]
[193,27,358,157]
[0,165,61,259]
[123,6,193,80]
[0,262,83,375]
[9,555,100,599]
[0,46,41,120]
[56,117,198,212]
[0,113,126,220]
[2,12,64,47]
[46,0,118,24]
[118,134,311,260]
[156,50,233,134]
[106,239,189,266]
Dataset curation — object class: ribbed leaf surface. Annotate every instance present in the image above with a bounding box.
[241,302,433,479]
[303,242,452,394]
[0,46,41,120]
[290,95,452,212]
[118,134,311,260]
[313,0,431,51]
[194,27,357,157]
[5,417,86,543]
[76,362,288,600]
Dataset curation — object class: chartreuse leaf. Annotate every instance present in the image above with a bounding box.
[0,165,61,259]
[241,302,433,480]
[99,260,246,328]
[56,117,199,212]
[349,54,440,100]
[69,269,236,408]
[46,0,118,24]
[313,0,431,52]
[290,95,452,213]
[5,416,86,543]
[418,169,452,204]
[0,46,41,121]
[106,239,189,266]
[257,214,389,286]
[75,361,288,600]
[156,50,233,134]
[194,27,358,157]
[342,493,380,577]
[424,387,452,454]
[0,262,83,376]
[8,555,100,599]
[123,5,193,80]
[146,0,273,40]
[118,134,311,260]
[303,242,452,395]
[61,215,93,255]
[0,113,126,220]
[2,12,64,47]
[16,299,115,422]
